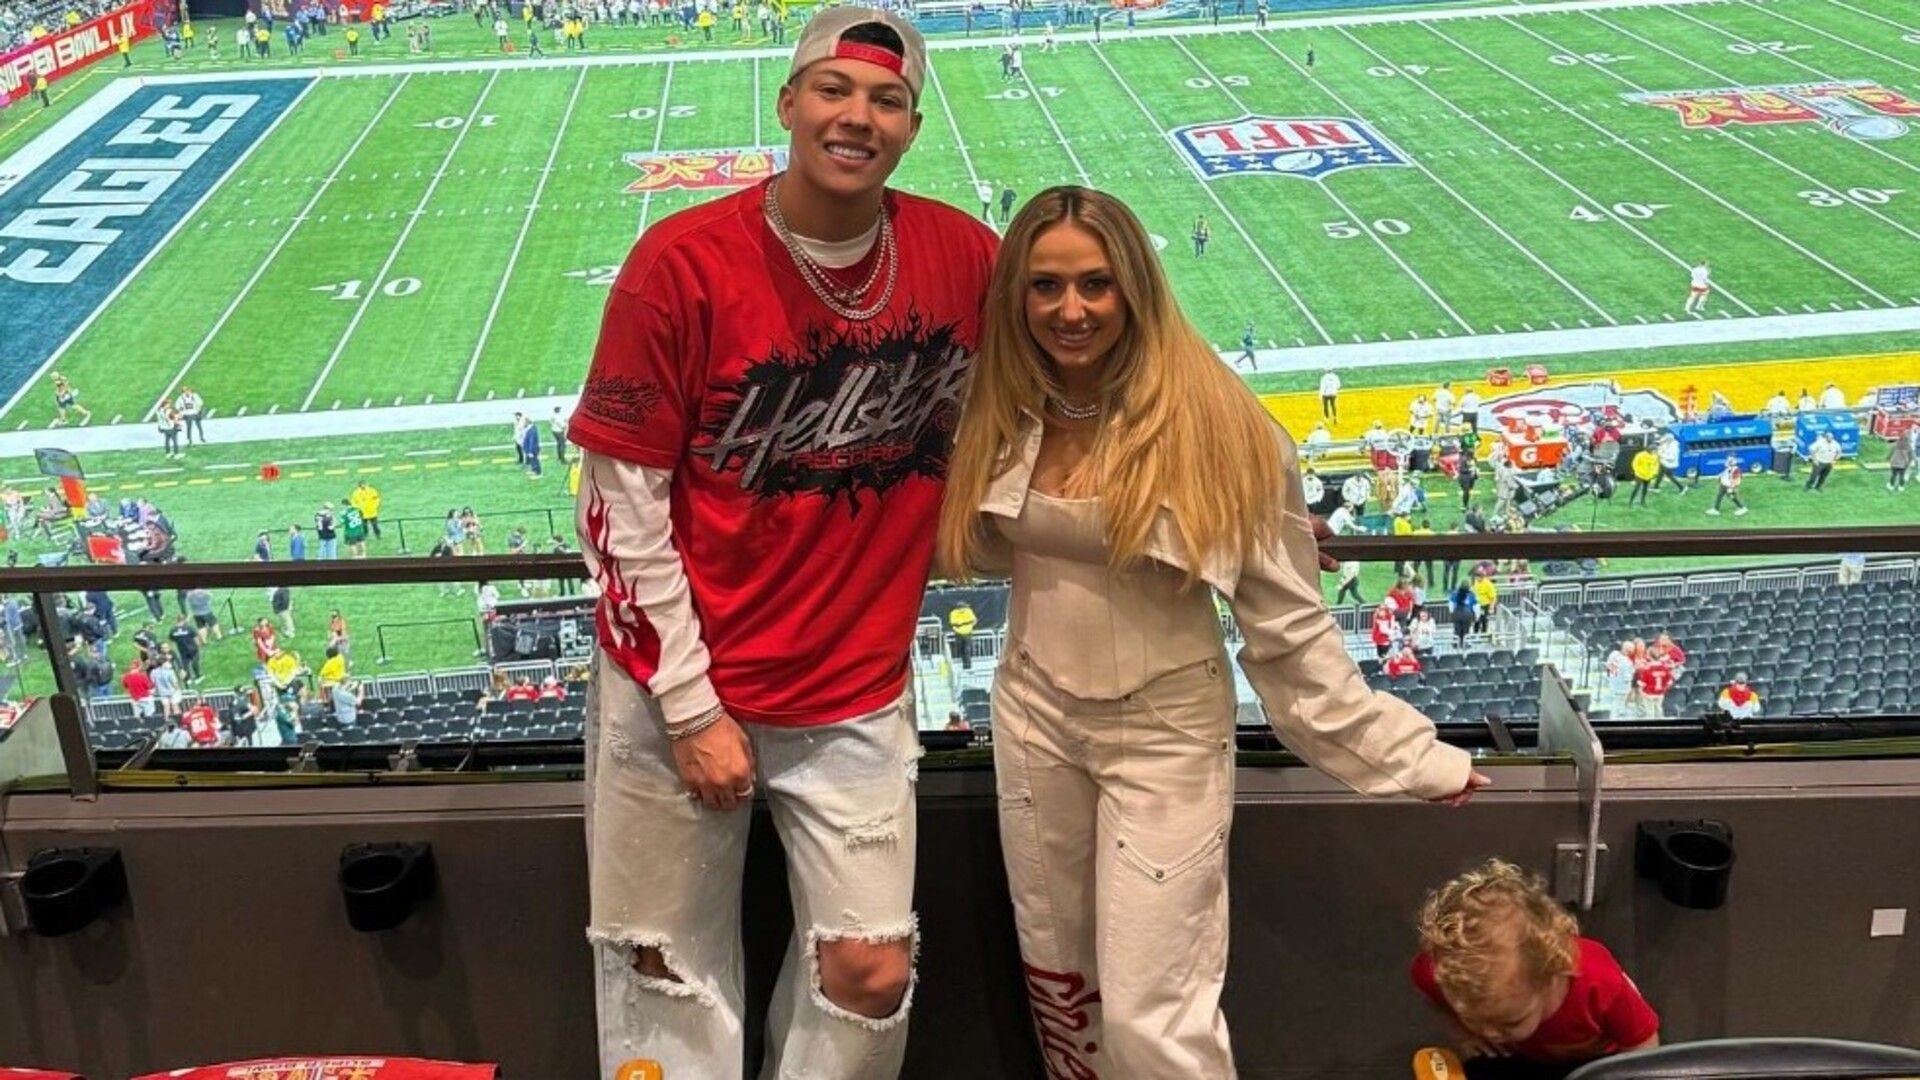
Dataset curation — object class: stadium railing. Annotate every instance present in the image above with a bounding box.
[3,523,1920,795]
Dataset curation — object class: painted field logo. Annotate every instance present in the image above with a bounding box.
[624,148,788,193]
[1168,115,1407,181]
[1627,80,1919,141]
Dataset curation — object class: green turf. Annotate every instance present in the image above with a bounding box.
[5,0,1920,700]
[9,0,1920,428]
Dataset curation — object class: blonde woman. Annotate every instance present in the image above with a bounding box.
[938,186,1488,1076]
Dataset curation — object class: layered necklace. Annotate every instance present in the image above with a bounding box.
[1046,395,1103,422]
[764,176,898,322]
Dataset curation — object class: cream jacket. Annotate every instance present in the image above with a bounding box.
[972,413,1472,801]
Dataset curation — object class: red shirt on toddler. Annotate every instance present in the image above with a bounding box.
[1412,937,1660,1064]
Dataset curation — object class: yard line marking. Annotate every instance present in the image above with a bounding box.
[1250,29,1616,325]
[458,65,589,402]
[925,54,984,193]
[752,56,762,149]
[406,448,452,455]
[635,61,677,237]
[1662,6,1920,187]
[1018,68,1095,186]
[1173,36,1476,334]
[1812,0,1920,38]
[1434,20,1896,306]
[337,452,386,461]
[0,75,321,424]
[1339,27,1759,312]
[302,70,503,411]
[1591,10,1920,222]
[1089,43,1333,344]
[1739,0,1920,76]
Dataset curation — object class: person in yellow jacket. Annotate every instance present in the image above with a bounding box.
[947,600,978,671]
[253,25,270,56]
[696,6,714,40]
[1627,448,1659,506]
[370,1,388,39]
[349,480,382,540]
[345,24,360,52]
[33,73,50,108]
[118,35,131,65]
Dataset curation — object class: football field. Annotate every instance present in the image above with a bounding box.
[3,0,1919,434]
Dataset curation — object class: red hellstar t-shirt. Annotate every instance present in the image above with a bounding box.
[570,179,998,726]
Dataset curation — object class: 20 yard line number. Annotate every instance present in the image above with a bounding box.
[617,105,698,120]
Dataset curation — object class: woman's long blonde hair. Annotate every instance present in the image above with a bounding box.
[937,186,1283,584]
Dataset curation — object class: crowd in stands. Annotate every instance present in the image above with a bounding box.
[1,0,120,51]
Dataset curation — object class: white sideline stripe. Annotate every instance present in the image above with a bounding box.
[925,56,983,192]
[0,394,581,457]
[634,62,675,237]
[1172,36,1477,334]
[146,74,414,422]
[1739,0,1920,76]
[1586,9,1920,243]
[1334,26,1757,314]
[1248,29,1615,325]
[1438,19,1894,306]
[458,65,588,402]
[301,70,503,411]
[1089,42,1334,344]
[1661,5,1920,181]
[0,77,320,421]
[117,0,1730,84]
[5,310,1917,458]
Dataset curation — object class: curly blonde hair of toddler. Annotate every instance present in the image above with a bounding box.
[1416,859,1580,1014]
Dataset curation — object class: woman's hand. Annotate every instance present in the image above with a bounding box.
[1309,513,1340,572]
[1430,770,1491,808]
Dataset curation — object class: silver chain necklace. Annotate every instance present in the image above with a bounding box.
[765,176,898,322]
[1047,395,1102,422]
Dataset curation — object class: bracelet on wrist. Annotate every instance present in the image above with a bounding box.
[666,703,726,741]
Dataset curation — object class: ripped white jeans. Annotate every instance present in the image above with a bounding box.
[586,656,924,1080]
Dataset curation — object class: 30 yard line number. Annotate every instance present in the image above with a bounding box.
[1800,187,1903,207]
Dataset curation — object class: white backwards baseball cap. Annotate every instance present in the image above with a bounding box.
[787,6,927,101]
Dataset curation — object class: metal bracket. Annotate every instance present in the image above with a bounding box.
[0,871,27,937]
[1553,842,1611,907]
[288,741,323,774]
[388,740,423,773]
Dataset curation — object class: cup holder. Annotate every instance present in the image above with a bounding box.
[21,847,127,936]
[1635,820,1735,910]
[339,842,435,932]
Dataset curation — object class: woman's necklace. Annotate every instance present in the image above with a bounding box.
[764,176,898,322]
[1046,394,1102,422]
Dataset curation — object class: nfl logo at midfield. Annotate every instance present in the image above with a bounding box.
[1169,115,1409,181]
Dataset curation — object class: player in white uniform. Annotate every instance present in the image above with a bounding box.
[1041,21,1057,51]
[1685,260,1712,315]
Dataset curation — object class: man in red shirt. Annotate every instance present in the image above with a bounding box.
[182,698,222,746]
[122,661,155,721]
[569,9,998,1076]
[1385,645,1424,679]
[1635,656,1675,719]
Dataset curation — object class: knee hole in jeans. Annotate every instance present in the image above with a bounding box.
[807,921,919,1028]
